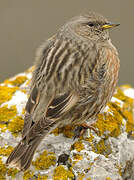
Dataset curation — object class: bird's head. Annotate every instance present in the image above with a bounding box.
[63,12,120,42]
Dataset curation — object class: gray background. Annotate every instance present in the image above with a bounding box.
[0,1,133,86]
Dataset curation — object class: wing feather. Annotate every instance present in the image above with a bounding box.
[45,92,78,119]
[22,85,40,137]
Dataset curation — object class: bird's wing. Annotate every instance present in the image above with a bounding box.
[22,37,55,137]
[22,87,78,138]
[45,91,78,120]
[22,84,40,137]
[22,36,79,137]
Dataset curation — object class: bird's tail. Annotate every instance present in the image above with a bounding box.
[6,115,57,171]
[6,136,43,171]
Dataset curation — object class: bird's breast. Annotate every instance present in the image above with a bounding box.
[101,46,120,105]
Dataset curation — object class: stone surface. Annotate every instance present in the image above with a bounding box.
[0,69,134,180]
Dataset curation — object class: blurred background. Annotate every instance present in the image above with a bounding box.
[0,1,133,86]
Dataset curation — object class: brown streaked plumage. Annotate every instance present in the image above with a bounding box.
[6,12,120,171]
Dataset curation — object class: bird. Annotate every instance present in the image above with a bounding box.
[6,12,120,171]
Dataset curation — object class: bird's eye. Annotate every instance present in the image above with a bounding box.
[87,22,94,27]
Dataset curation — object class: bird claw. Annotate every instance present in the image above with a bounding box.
[73,123,98,139]
[73,126,84,140]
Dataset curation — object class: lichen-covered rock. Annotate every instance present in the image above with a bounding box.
[0,68,134,180]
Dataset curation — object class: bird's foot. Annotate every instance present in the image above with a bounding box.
[73,122,98,139]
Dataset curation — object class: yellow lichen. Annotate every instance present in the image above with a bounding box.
[52,127,62,136]
[95,102,123,137]
[21,89,27,94]
[114,88,134,134]
[53,165,74,180]
[106,177,112,180]
[91,88,134,138]
[0,105,17,123]
[32,150,56,170]
[23,170,34,180]
[124,111,134,133]
[0,174,5,180]
[37,174,48,180]
[108,102,123,137]
[73,154,83,161]
[115,163,123,176]
[61,125,75,138]
[52,125,75,138]
[93,139,112,157]
[114,88,132,103]
[72,154,83,165]
[7,168,19,178]
[77,173,85,180]
[25,79,31,86]
[7,116,24,136]
[0,124,7,132]
[0,157,7,179]
[0,105,24,135]
[122,101,134,134]
[0,146,13,156]
[73,141,84,152]
[0,85,18,105]
[84,133,94,143]
[4,76,28,86]
[0,146,18,179]
[22,108,26,115]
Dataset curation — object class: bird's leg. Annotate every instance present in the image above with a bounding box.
[74,122,98,139]
[81,122,98,133]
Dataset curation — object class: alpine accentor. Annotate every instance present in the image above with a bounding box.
[6,12,120,171]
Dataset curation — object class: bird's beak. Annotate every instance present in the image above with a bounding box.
[102,22,120,30]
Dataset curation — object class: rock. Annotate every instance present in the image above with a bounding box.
[0,68,134,180]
